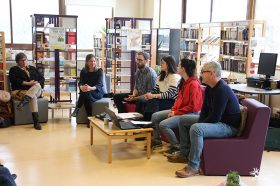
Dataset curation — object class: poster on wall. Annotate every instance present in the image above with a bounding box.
[49,27,66,50]
[127,29,142,51]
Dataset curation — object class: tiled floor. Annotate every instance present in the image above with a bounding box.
[0,111,280,186]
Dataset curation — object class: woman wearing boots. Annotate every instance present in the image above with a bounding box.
[71,54,104,127]
[9,52,44,130]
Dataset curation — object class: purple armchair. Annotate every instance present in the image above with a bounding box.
[201,98,271,176]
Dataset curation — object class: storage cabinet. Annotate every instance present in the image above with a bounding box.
[31,14,78,102]
[0,32,6,91]
[105,17,152,93]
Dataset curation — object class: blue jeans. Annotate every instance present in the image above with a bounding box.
[151,110,180,147]
[178,114,200,157]
[0,166,16,186]
[179,119,238,171]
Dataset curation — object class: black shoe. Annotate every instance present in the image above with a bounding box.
[144,141,163,150]
[163,147,179,156]
[11,174,17,180]
[16,95,32,110]
[34,123,42,130]
[71,108,80,117]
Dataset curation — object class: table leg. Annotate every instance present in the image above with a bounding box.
[124,132,128,142]
[90,124,93,145]
[108,137,112,163]
[52,109,54,119]
[146,132,151,159]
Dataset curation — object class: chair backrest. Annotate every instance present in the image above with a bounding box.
[102,73,111,94]
[241,98,271,143]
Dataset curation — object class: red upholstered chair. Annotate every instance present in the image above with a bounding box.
[124,102,136,112]
[201,98,271,176]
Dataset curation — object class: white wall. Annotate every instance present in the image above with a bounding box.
[115,0,141,17]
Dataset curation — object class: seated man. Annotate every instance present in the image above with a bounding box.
[168,61,241,178]
[9,52,44,130]
[113,51,157,114]
[0,163,17,186]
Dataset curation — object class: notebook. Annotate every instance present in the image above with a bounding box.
[104,107,140,130]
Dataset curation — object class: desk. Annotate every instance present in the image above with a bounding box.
[89,117,153,163]
[229,84,280,105]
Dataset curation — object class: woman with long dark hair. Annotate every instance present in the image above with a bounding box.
[149,58,203,152]
[71,54,104,127]
[143,55,180,121]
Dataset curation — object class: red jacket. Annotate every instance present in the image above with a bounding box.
[171,77,203,115]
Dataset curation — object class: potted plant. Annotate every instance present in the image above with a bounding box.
[226,171,241,186]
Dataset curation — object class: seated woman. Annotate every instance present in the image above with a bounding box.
[9,52,44,130]
[143,55,180,121]
[150,58,203,152]
[71,54,104,127]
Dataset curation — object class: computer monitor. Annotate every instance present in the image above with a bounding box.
[258,53,278,80]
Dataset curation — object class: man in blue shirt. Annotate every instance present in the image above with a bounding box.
[113,51,157,114]
[168,61,241,178]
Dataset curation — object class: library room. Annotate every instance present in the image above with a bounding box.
[0,0,280,185]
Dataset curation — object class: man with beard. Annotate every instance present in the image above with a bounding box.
[113,51,157,114]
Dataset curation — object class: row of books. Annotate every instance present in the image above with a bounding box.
[220,59,246,73]
[220,28,255,41]
[202,36,220,45]
[181,29,200,39]
[220,43,248,57]
[93,38,103,48]
[181,41,198,52]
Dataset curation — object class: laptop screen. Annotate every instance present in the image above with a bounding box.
[104,106,121,128]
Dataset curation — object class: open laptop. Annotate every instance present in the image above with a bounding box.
[104,107,140,130]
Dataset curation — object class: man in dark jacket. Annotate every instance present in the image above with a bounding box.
[9,52,44,130]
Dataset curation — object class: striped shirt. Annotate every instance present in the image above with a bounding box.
[152,73,180,99]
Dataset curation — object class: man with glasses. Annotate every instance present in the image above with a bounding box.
[167,61,241,178]
[9,52,44,130]
[113,51,157,114]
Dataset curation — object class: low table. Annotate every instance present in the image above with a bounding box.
[48,103,75,119]
[89,117,153,163]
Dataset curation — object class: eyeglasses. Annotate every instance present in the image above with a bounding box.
[200,70,211,74]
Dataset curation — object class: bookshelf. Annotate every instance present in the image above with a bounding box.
[105,17,153,93]
[180,20,266,78]
[0,32,6,91]
[31,14,78,102]
[180,23,202,72]
[155,28,180,66]
[219,20,266,78]
[93,34,106,71]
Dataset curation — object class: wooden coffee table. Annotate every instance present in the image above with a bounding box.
[89,117,153,163]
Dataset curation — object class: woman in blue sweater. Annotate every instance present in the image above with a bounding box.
[71,54,104,127]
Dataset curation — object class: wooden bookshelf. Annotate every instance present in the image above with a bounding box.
[0,32,6,91]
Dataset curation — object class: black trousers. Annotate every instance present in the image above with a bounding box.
[143,98,175,121]
[76,92,93,116]
[113,93,147,114]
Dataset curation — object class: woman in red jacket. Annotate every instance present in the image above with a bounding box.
[150,58,203,155]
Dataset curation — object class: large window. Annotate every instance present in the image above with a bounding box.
[212,0,247,22]
[186,0,211,23]
[256,0,280,65]
[67,4,113,49]
[12,0,58,44]
[160,0,181,28]
[0,0,11,43]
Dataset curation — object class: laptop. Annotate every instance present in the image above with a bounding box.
[104,107,140,130]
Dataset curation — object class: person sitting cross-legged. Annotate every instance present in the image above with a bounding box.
[167,61,241,178]
[150,58,203,152]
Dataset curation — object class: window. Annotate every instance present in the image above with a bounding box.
[186,0,211,23]
[0,0,11,43]
[160,0,181,28]
[12,0,58,44]
[256,0,280,65]
[212,0,247,22]
[67,5,113,49]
